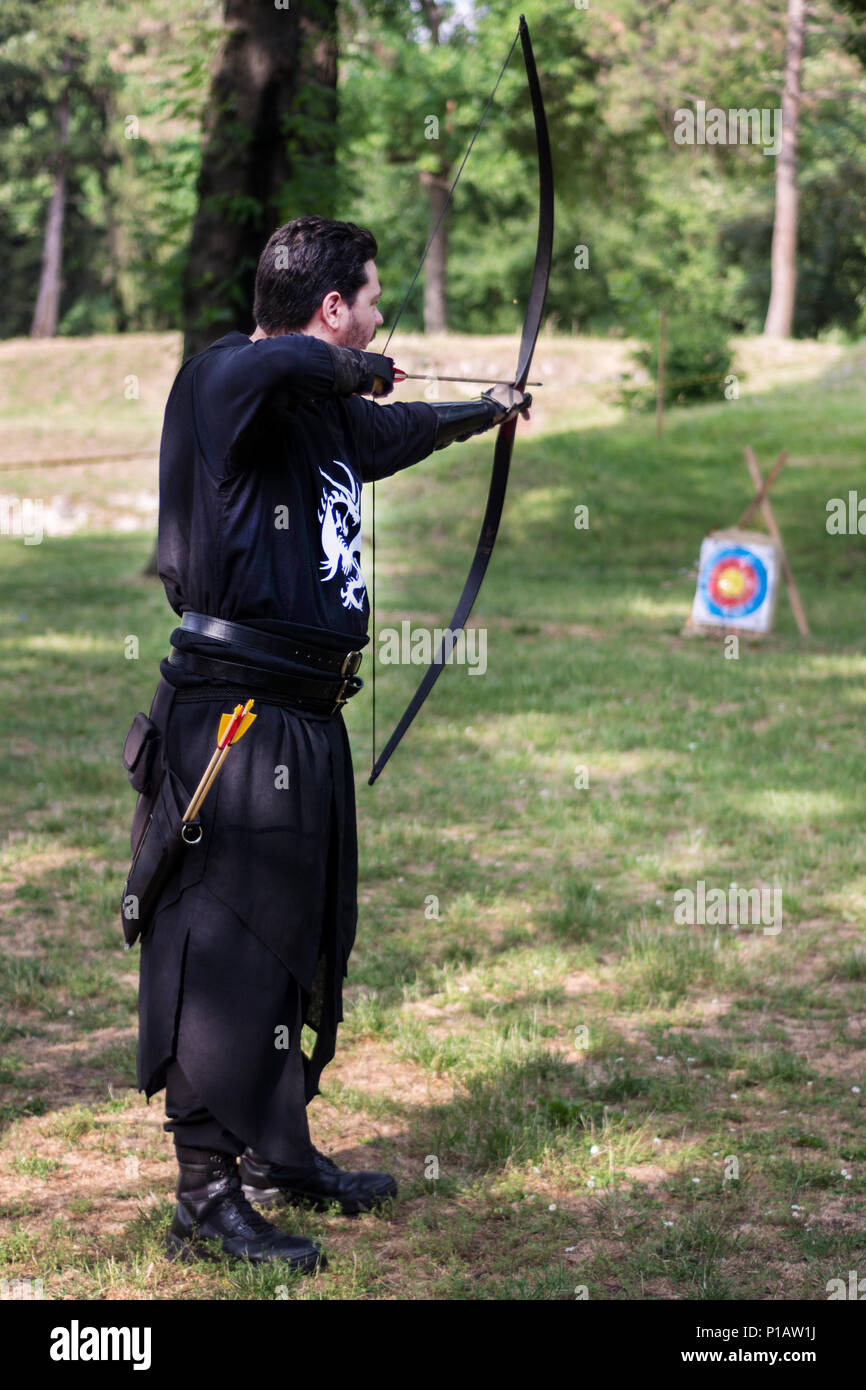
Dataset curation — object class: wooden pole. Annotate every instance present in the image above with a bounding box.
[744,446,810,636]
[656,307,665,441]
[737,449,788,528]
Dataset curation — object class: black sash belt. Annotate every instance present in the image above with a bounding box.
[167,648,363,715]
[168,611,364,715]
[177,611,364,676]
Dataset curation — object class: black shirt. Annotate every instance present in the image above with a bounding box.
[156,330,438,677]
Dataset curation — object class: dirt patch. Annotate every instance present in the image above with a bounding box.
[322,1037,456,1116]
[621,1163,671,1187]
[0,848,83,954]
[0,1094,172,1244]
[562,970,604,998]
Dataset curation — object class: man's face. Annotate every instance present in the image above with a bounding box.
[341,260,384,349]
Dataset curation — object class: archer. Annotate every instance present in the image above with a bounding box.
[126,214,530,1269]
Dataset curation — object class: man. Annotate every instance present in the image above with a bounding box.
[127,215,530,1272]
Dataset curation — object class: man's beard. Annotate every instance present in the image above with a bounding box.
[342,311,372,350]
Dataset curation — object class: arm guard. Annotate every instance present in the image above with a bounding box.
[430,398,501,451]
[327,346,395,397]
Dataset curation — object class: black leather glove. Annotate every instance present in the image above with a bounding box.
[480,385,532,424]
[328,346,395,398]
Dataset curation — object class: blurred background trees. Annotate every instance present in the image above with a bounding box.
[0,0,863,348]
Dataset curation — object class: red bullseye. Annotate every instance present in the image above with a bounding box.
[708,557,758,609]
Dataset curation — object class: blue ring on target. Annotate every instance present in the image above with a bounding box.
[699,545,768,619]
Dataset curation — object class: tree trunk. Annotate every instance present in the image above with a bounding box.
[98,90,133,333]
[30,83,70,339]
[180,0,338,363]
[416,1,451,334]
[420,171,449,334]
[763,0,805,339]
[143,0,338,576]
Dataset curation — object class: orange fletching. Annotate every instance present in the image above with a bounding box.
[217,699,256,747]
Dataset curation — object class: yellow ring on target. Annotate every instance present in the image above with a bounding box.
[715,564,748,600]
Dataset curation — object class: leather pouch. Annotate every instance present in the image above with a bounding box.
[122,712,162,797]
[120,766,201,948]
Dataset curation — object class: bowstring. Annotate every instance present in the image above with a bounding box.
[371,21,523,779]
[371,422,376,779]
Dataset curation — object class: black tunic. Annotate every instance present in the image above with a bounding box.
[135,331,436,1160]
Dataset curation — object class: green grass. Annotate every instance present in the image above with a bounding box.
[1,333,865,1299]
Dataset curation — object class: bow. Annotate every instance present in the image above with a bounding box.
[368,13,553,785]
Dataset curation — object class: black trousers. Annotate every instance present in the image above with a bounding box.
[163,1059,247,1155]
[135,681,358,1166]
[161,971,317,1168]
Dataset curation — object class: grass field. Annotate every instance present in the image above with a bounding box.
[0,332,864,1301]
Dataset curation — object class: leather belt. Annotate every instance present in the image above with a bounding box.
[167,648,363,716]
[178,610,364,678]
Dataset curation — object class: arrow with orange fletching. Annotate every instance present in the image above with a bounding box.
[182,699,256,828]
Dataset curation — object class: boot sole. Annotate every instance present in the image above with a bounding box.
[165,1229,325,1272]
[242,1181,397,1217]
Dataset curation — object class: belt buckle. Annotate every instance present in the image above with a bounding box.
[331,677,351,716]
[331,652,361,711]
[331,660,362,714]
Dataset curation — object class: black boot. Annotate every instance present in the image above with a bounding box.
[240,1145,397,1216]
[167,1146,325,1270]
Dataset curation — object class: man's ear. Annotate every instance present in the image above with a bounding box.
[320,290,343,326]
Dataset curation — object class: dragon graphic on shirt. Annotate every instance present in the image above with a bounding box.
[317,460,366,613]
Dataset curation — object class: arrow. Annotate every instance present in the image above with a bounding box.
[182,699,256,825]
[393,370,542,387]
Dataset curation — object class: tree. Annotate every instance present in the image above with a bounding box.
[0,5,125,339]
[415,1,451,333]
[30,52,72,337]
[341,0,609,338]
[180,0,339,361]
[764,0,807,338]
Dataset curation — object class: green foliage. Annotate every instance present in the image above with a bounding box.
[339,0,617,335]
[626,310,734,410]
[0,0,865,340]
[719,161,866,339]
[0,0,221,337]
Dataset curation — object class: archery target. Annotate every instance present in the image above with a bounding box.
[691,531,779,633]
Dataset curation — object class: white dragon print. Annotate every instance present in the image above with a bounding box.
[317,460,366,613]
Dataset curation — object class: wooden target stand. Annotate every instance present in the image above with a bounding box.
[684,446,810,639]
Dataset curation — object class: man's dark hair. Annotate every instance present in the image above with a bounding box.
[253,216,378,334]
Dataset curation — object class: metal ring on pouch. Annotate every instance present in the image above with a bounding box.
[181,822,203,845]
